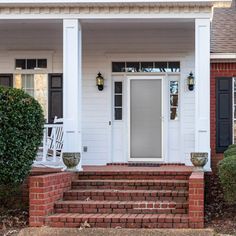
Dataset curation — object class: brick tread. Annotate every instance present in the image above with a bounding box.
[64,189,188,201]
[73,179,188,184]
[55,200,188,214]
[78,171,191,180]
[46,213,189,228]
[72,179,188,190]
[65,189,188,194]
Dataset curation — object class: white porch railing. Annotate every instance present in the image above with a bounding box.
[34,122,64,167]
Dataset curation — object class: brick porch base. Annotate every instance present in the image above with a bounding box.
[29,165,204,228]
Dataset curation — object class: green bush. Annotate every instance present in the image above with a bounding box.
[218,155,236,203]
[0,86,44,186]
[223,147,236,158]
[228,144,236,150]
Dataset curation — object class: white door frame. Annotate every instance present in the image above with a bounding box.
[127,75,166,162]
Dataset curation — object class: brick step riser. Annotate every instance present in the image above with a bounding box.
[72,185,188,191]
[55,207,188,214]
[64,195,188,202]
[46,219,189,229]
[77,175,190,180]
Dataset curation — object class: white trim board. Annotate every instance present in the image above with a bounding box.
[211,53,236,60]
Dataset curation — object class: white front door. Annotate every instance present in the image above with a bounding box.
[128,77,164,161]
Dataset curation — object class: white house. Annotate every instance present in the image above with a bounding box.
[0,0,232,170]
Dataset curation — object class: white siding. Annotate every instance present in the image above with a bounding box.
[0,21,196,166]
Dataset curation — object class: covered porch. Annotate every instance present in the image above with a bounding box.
[0,2,213,170]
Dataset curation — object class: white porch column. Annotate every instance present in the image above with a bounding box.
[63,19,82,170]
[195,18,211,170]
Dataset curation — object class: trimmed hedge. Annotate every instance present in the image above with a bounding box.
[0,86,44,186]
[224,147,236,158]
[218,155,236,203]
[228,144,236,150]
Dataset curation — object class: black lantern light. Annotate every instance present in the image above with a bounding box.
[187,72,194,91]
[96,72,104,91]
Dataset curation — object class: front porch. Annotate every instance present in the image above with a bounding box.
[0,16,211,169]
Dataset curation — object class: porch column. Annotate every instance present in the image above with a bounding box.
[195,18,211,170]
[63,19,82,170]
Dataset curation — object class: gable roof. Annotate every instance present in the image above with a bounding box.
[211,2,236,53]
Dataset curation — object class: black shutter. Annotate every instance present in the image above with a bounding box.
[0,74,13,87]
[216,77,233,153]
[48,74,63,123]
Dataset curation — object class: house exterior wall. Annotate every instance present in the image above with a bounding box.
[210,62,236,171]
[0,22,197,166]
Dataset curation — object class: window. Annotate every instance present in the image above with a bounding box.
[114,82,123,120]
[14,74,48,119]
[15,59,47,70]
[112,61,180,73]
[169,81,179,120]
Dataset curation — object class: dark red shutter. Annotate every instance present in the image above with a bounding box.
[0,74,13,87]
[48,74,63,123]
[216,77,233,153]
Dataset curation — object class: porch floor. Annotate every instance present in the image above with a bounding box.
[31,164,193,175]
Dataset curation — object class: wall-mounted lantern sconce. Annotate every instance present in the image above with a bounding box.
[187,72,194,91]
[96,72,104,91]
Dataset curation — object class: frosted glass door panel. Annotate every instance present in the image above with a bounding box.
[130,79,162,159]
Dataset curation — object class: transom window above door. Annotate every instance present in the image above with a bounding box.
[112,61,180,73]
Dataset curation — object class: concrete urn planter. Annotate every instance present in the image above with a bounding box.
[62,152,81,172]
[190,152,208,171]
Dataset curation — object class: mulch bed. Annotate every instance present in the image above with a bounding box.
[0,208,28,236]
[205,173,236,235]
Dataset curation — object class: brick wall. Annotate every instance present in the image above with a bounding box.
[188,172,204,228]
[210,62,236,171]
[29,172,76,227]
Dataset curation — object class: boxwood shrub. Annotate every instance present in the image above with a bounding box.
[224,147,236,158]
[0,86,44,186]
[228,144,236,150]
[218,155,236,203]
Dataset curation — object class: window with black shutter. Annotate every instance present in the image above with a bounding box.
[216,77,233,152]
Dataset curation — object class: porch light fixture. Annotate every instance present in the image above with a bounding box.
[187,72,194,91]
[96,72,104,91]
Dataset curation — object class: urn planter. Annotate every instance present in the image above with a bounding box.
[62,152,81,172]
[190,152,208,171]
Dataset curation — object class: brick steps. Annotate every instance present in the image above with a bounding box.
[55,200,188,214]
[71,179,188,190]
[78,171,191,180]
[46,213,189,228]
[64,189,188,202]
[29,167,205,229]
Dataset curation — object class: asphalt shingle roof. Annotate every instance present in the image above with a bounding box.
[211,1,236,53]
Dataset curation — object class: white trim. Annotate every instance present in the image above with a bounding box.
[211,53,236,60]
[0,0,231,6]
[127,75,166,163]
[7,50,53,74]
